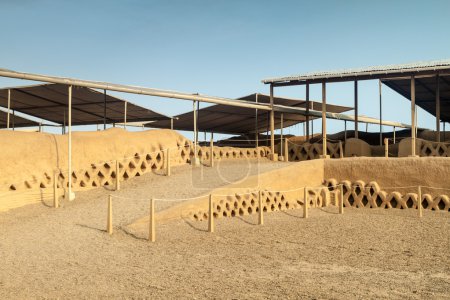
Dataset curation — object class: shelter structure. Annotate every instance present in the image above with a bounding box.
[0,83,172,131]
[262,59,450,157]
[0,109,42,129]
[148,93,351,136]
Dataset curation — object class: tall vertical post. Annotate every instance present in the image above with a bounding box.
[354,81,359,139]
[305,83,310,141]
[411,76,417,156]
[196,101,200,145]
[68,85,73,201]
[7,89,11,129]
[149,198,155,242]
[170,118,174,130]
[436,75,441,142]
[321,82,328,158]
[379,79,383,145]
[270,84,275,160]
[124,101,127,130]
[208,194,214,233]
[255,93,259,148]
[280,113,284,160]
[192,100,198,165]
[103,89,107,130]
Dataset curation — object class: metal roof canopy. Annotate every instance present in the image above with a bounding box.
[262,59,450,86]
[147,93,351,134]
[382,75,450,123]
[146,93,414,134]
[0,109,41,129]
[0,83,171,126]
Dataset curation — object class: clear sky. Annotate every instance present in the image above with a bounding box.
[1,0,449,139]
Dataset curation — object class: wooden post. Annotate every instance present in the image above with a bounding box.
[53,171,59,208]
[339,185,344,214]
[258,190,264,225]
[166,148,171,176]
[149,198,155,242]
[67,85,74,201]
[210,134,214,167]
[208,194,214,233]
[107,195,113,235]
[303,188,308,218]
[115,160,120,191]
[418,186,423,218]
[284,138,289,162]
[339,141,344,158]
[384,138,388,158]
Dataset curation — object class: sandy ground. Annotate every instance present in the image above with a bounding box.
[0,159,449,299]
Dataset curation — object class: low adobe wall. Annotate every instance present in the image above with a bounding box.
[126,156,449,236]
[0,128,271,212]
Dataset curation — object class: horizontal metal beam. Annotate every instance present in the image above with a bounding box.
[268,70,450,86]
[0,68,274,112]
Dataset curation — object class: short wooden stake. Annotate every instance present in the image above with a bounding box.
[384,138,388,158]
[210,137,214,167]
[166,148,171,176]
[115,160,120,191]
[339,185,344,214]
[107,195,113,235]
[208,194,214,233]
[258,190,264,225]
[284,138,289,162]
[418,186,423,218]
[339,141,344,159]
[53,171,59,208]
[149,198,155,242]
[303,188,308,218]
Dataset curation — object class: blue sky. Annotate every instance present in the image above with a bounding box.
[1,0,449,139]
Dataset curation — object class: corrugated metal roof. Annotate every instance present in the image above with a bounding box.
[262,59,450,84]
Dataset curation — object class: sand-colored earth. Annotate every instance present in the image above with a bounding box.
[0,159,449,299]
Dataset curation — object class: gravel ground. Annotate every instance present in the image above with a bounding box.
[0,159,449,299]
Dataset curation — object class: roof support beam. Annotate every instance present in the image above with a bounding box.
[321,82,328,158]
[305,83,310,141]
[0,68,273,111]
[354,81,358,139]
[436,75,441,142]
[7,89,10,129]
[411,76,417,156]
[270,84,275,160]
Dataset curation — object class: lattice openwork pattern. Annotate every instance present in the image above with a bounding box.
[420,141,450,157]
[189,188,326,221]
[288,142,341,161]
[324,178,450,211]
[3,145,271,193]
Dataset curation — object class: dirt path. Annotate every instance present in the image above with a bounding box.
[0,159,449,299]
